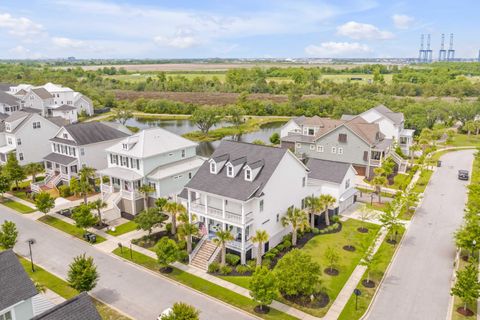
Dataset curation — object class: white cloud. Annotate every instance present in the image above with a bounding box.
[154,28,201,49]
[52,37,86,48]
[8,46,42,59]
[305,42,371,57]
[392,14,414,29]
[337,21,394,40]
[0,12,45,38]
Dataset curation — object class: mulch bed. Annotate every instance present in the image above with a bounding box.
[343,245,356,252]
[92,222,108,230]
[324,268,339,276]
[254,306,270,314]
[456,307,474,317]
[386,239,398,245]
[282,292,329,309]
[362,279,376,288]
[159,266,173,274]
[357,227,369,233]
[133,230,200,250]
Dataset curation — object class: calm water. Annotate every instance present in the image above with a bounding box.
[124,118,285,157]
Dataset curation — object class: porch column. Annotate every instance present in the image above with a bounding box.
[187,190,192,222]
[240,227,246,264]
[222,199,226,219]
[204,194,208,216]
[241,204,245,224]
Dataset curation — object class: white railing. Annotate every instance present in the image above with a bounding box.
[189,234,208,263]
[370,159,381,166]
[227,239,252,250]
[101,183,113,194]
[121,189,142,200]
[207,245,221,266]
[190,201,252,225]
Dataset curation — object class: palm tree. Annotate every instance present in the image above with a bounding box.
[281,207,308,246]
[24,162,44,183]
[371,168,387,204]
[89,199,107,226]
[251,229,269,266]
[78,166,96,203]
[138,184,155,210]
[305,195,322,229]
[213,230,234,266]
[178,220,199,253]
[410,143,420,162]
[163,201,187,235]
[319,194,337,226]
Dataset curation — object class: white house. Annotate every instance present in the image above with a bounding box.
[98,127,205,217]
[306,158,358,216]
[183,141,311,267]
[343,105,415,155]
[0,91,22,115]
[0,111,64,165]
[32,122,130,192]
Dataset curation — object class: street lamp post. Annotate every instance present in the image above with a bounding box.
[472,240,477,260]
[27,238,36,272]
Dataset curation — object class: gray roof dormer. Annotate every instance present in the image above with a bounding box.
[209,153,229,174]
[244,159,264,181]
[225,156,246,178]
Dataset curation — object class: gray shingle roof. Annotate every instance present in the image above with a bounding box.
[46,117,70,128]
[0,250,38,311]
[43,153,77,165]
[54,105,77,111]
[0,91,21,106]
[373,104,404,125]
[306,158,352,183]
[31,88,53,99]
[0,83,13,92]
[63,122,130,146]
[31,292,101,320]
[5,111,30,122]
[185,141,289,201]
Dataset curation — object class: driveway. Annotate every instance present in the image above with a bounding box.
[0,207,254,320]
[367,150,474,320]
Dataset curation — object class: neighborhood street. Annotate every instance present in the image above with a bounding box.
[367,150,474,320]
[0,207,254,320]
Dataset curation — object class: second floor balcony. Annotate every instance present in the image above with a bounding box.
[189,194,254,226]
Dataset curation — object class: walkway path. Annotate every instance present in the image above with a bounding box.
[366,149,474,320]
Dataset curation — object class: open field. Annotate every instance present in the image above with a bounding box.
[104,72,227,82]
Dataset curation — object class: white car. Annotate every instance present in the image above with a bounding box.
[157,308,173,319]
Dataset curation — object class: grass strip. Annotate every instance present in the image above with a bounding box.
[106,221,138,236]
[1,199,36,213]
[38,215,106,244]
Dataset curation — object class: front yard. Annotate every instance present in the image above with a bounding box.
[411,170,433,194]
[219,219,381,317]
[106,221,138,236]
[38,215,107,244]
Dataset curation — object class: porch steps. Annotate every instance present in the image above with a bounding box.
[390,151,408,173]
[190,240,218,271]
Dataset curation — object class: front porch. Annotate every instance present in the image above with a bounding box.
[44,152,79,183]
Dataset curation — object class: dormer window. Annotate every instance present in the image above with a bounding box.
[245,168,252,181]
[227,165,234,177]
[63,133,68,139]
[122,143,128,150]
[210,162,217,174]
[5,123,10,131]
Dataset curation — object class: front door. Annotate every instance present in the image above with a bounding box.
[264,241,269,253]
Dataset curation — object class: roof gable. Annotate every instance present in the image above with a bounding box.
[32,292,101,320]
[62,122,130,146]
[306,159,353,184]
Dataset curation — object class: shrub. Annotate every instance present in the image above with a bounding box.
[208,262,220,273]
[282,240,292,249]
[165,223,172,234]
[262,258,272,268]
[331,215,340,223]
[264,252,276,260]
[312,228,320,235]
[177,240,186,250]
[276,244,285,252]
[236,264,250,274]
[247,259,257,269]
[177,250,188,262]
[282,234,292,243]
[220,265,233,275]
[226,253,240,266]
[58,185,72,198]
[270,248,279,256]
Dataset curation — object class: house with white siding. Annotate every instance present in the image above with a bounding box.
[0,91,23,115]
[182,141,311,267]
[98,127,205,217]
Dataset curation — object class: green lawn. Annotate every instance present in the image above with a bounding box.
[451,257,478,320]
[112,248,295,320]
[389,173,412,190]
[442,134,480,148]
[1,199,36,213]
[412,170,434,194]
[18,256,130,320]
[107,221,138,236]
[220,219,381,318]
[338,227,406,320]
[38,215,107,244]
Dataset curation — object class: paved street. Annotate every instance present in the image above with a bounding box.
[0,207,254,320]
[367,150,474,320]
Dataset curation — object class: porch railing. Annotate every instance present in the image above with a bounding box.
[189,234,208,263]
[121,189,142,200]
[190,201,253,224]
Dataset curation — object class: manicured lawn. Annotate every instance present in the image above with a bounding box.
[338,227,406,320]
[451,255,478,320]
[18,256,130,320]
[1,199,36,213]
[10,189,35,203]
[442,134,480,148]
[107,221,138,236]
[112,248,295,320]
[220,219,381,318]
[38,215,107,244]
[412,170,433,194]
[389,173,412,190]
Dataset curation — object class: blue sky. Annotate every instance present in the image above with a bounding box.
[0,0,478,59]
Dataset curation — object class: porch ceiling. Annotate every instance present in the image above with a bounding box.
[97,167,143,181]
[0,144,15,154]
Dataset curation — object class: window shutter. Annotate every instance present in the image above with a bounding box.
[338,133,347,142]
[363,151,368,161]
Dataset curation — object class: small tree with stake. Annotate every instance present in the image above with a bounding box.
[0,220,18,249]
[250,266,278,314]
[134,207,166,237]
[72,204,98,233]
[324,246,340,275]
[35,192,55,215]
[0,175,11,201]
[4,153,26,189]
[154,237,179,273]
[451,262,480,316]
[67,254,99,292]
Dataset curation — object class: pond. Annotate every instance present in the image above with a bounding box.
[124,118,285,157]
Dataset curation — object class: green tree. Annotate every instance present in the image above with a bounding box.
[191,108,220,134]
[249,266,278,312]
[113,104,133,125]
[305,195,321,229]
[0,175,11,200]
[269,132,280,145]
[359,246,382,285]
[372,168,387,203]
[251,229,269,266]
[379,207,403,243]
[155,197,168,211]
[463,120,476,136]
[24,162,44,183]
[281,207,308,246]
[161,302,200,320]
[4,153,26,189]
[154,237,179,271]
[138,184,155,210]
[163,201,186,235]
[213,230,234,266]
[455,216,480,258]
[324,246,340,273]
[89,199,107,226]
[35,191,55,214]
[0,220,18,249]
[134,207,165,236]
[319,194,336,226]
[78,166,95,203]
[358,204,374,232]
[67,254,99,292]
[274,249,321,297]
[451,262,480,314]
[69,177,80,196]
[72,204,98,232]
[177,217,199,254]
[227,105,246,127]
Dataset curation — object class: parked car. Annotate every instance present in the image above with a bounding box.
[458,170,469,181]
